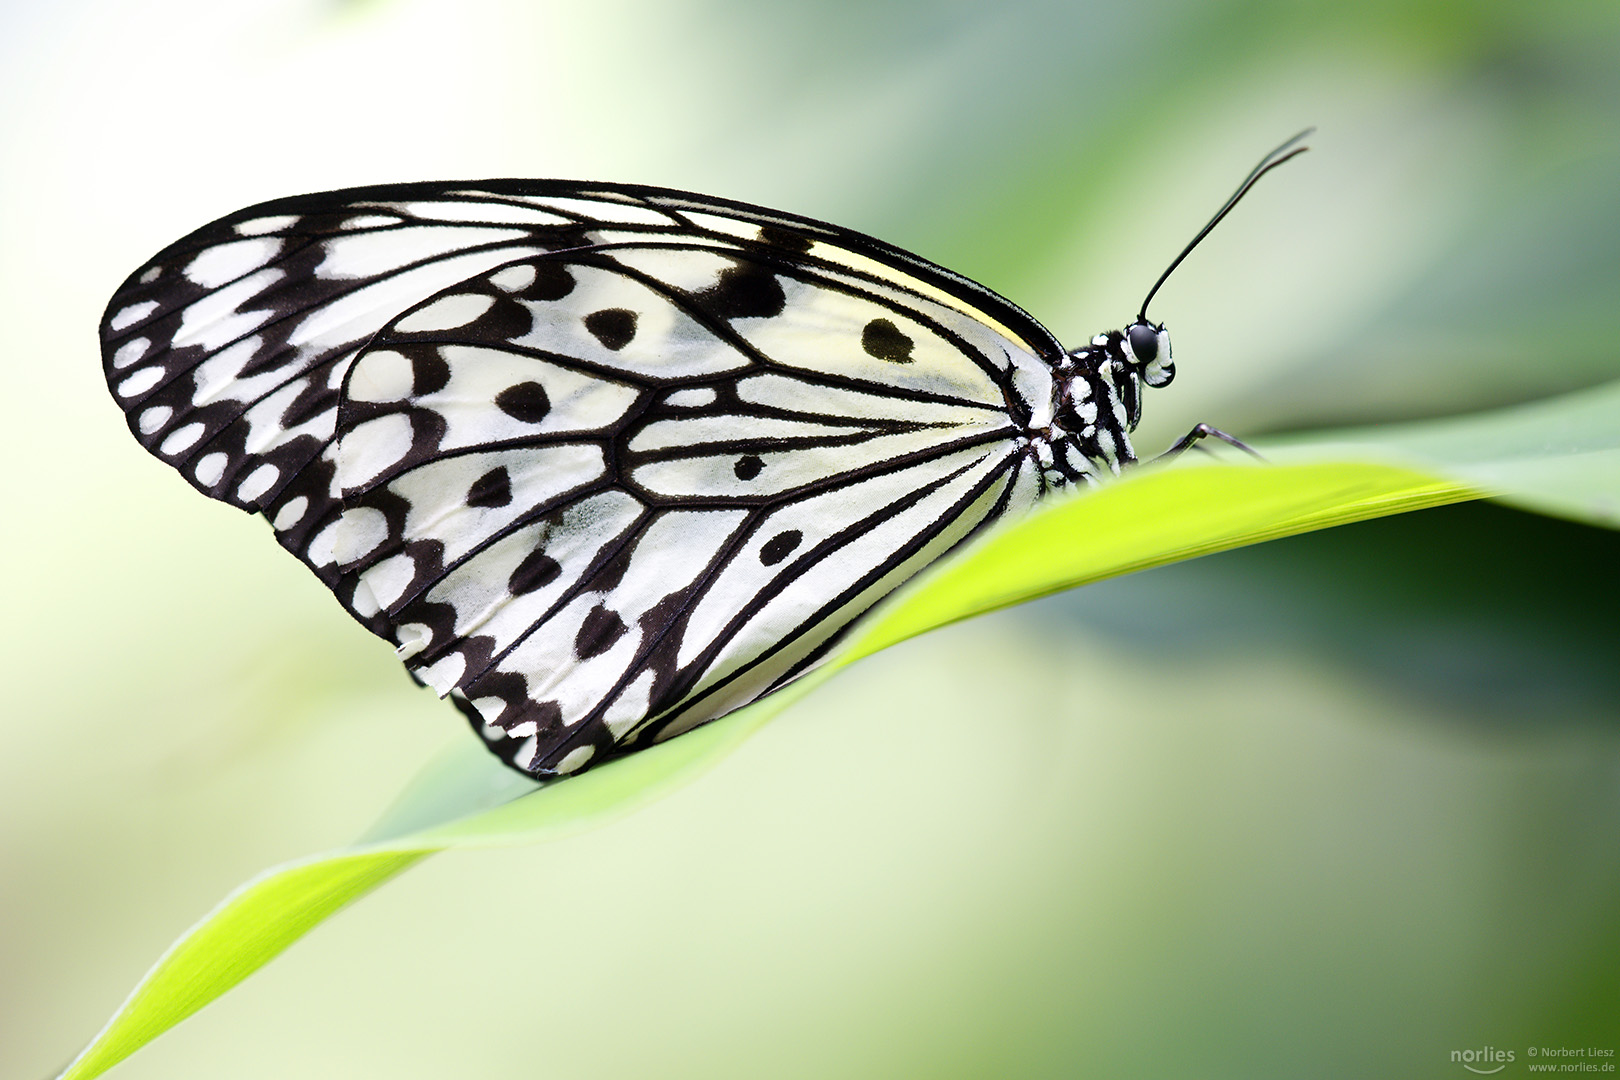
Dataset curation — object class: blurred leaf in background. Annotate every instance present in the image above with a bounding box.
[1,0,1617,1077]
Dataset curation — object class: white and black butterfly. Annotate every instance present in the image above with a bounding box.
[99,133,1309,780]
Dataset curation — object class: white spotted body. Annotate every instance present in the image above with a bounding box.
[101,139,1306,778]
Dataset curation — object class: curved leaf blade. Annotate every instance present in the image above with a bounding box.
[58,851,430,1080]
[56,458,1475,1080]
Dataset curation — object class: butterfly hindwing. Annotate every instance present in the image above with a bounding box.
[326,243,1045,774]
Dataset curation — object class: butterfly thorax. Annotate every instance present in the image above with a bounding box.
[1036,320,1174,489]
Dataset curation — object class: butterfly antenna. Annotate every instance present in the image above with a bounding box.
[1138,128,1314,322]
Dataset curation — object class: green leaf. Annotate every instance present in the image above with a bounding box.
[1267,377,1620,528]
[59,851,431,1080]
[57,453,1479,1080]
[65,371,1620,1078]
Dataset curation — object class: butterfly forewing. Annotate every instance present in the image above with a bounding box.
[101,180,1064,778]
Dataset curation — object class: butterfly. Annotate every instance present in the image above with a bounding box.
[99,132,1309,780]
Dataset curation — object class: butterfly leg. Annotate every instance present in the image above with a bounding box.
[1155,423,1264,463]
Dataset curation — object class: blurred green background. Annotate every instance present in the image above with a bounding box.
[3,0,1619,1077]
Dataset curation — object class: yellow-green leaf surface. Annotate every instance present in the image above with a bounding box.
[74,365,1620,1078]
[1266,377,1620,529]
[58,453,1477,1080]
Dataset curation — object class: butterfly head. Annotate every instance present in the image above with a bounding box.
[1124,319,1175,389]
[1107,318,1174,432]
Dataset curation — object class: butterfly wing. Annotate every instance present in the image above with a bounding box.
[99,183,704,593]
[100,181,1064,776]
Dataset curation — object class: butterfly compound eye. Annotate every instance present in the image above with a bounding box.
[1127,322,1160,366]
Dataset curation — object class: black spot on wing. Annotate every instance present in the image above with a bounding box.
[508,548,562,595]
[759,529,803,566]
[584,308,637,351]
[471,295,534,342]
[733,455,764,480]
[757,225,814,253]
[495,381,551,423]
[575,604,628,659]
[410,346,451,394]
[465,466,512,508]
[693,264,785,320]
[861,318,913,363]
